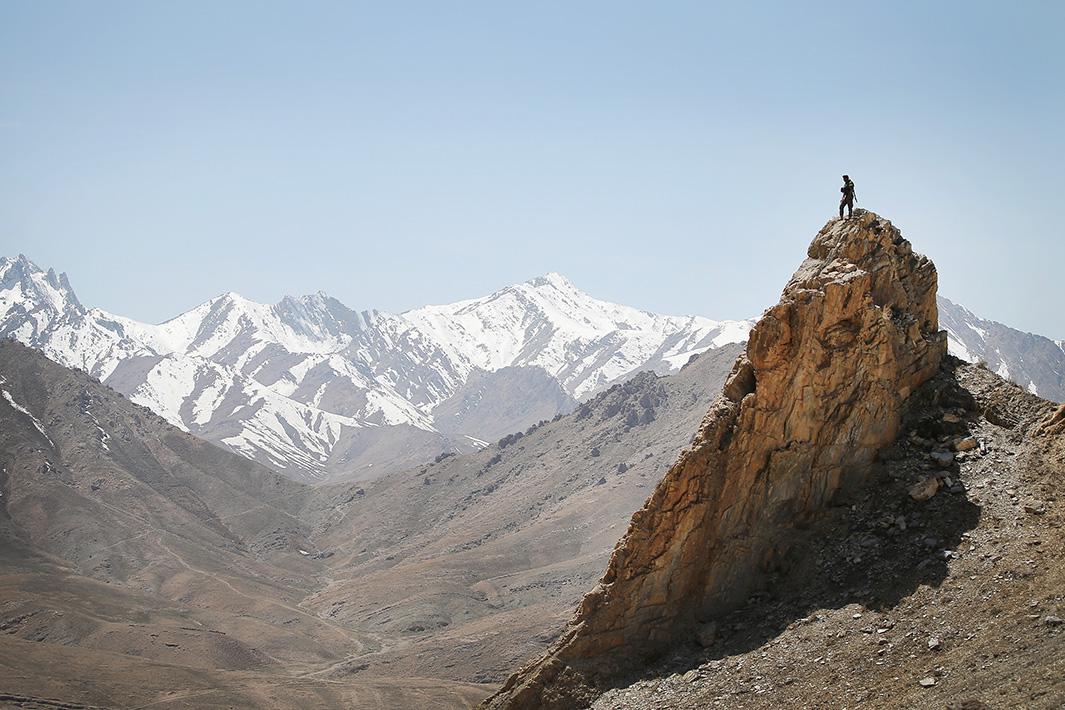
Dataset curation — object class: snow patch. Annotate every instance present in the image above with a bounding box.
[1,388,54,447]
[945,332,975,363]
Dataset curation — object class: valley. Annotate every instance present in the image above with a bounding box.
[4,3,1062,707]
[0,213,1062,709]
[0,336,740,707]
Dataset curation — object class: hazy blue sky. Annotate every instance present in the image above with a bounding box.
[2,2,1062,338]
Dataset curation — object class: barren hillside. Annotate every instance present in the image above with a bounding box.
[0,337,740,707]
[487,211,1065,709]
[0,340,485,708]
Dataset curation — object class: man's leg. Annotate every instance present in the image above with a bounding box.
[840,199,845,219]
[847,199,853,217]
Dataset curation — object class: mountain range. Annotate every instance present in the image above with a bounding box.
[0,255,750,482]
[0,339,488,708]
[4,214,1062,709]
[2,253,1062,483]
[938,295,1065,401]
[485,210,1065,709]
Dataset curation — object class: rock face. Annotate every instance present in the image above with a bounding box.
[485,210,947,708]
[1038,403,1065,436]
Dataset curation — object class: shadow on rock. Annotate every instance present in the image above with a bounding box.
[611,363,986,687]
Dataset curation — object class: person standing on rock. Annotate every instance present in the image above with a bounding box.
[839,174,856,219]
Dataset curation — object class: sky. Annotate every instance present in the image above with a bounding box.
[1,1,1062,338]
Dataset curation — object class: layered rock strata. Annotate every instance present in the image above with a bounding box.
[485,210,947,708]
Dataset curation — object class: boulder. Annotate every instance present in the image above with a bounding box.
[1036,403,1065,437]
[909,476,941,502]
[930,451,955,468]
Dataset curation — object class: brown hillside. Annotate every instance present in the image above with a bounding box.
[487,212,1064,708]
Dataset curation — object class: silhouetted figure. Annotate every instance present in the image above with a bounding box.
[839,175,856,219]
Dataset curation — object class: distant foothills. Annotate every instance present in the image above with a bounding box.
[2,253,1063,483]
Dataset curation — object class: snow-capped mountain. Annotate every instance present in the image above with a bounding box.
[938,296,1065,402]
[404,273,751,399]
[0,255,752,482]
[7,253,1056,484]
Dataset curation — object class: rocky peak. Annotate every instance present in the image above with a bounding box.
[524,272,577,291]
[0,254,84,321]
[938,295,1065,402]
[485,210,947,708]
[275,291,377,338]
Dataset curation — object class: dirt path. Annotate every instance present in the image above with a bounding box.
[130,688,220,709]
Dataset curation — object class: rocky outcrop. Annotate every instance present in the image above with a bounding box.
[1037,403,1065,437]
[485,211,947,709]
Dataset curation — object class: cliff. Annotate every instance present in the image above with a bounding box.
[486,210,948,708]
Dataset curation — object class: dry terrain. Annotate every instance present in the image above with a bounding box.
[298,345,742,684]
[0,339,739,708]
[1,214,1061,710]
[0,340,485,708]
[486,212,1065,709]
[592,362,1065,709]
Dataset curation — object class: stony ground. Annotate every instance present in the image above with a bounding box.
[593,360,1064,709]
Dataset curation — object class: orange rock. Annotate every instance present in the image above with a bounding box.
[908,475,941,502]
[1037,403,1065,437]
[484,211,946,709]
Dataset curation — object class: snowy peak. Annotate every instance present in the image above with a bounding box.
[403,273,753,397]
[1,255,93,361]
[7,251,1056,484]
[939,295,1065,401]
[3,255,757,482]
[275,292,379,342]
[0,254,84,318]
[522,271,579,292]
[135,290,360,359]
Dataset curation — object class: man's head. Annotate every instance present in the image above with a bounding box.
[843,174,849,180]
